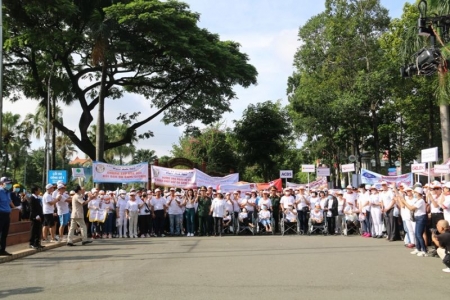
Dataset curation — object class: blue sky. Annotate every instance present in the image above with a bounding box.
[4,0,413,160]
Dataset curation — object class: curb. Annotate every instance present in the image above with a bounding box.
[0,237,82,264]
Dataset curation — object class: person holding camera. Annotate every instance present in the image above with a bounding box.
[431,220,450,273]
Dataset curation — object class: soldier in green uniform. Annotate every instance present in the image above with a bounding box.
[196,186,212,236]
[269,188,281,233]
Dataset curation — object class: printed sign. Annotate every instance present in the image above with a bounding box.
[48,170,68,184]
[301,165,315,173]
[434,164,450,174]
[411,163,426,173]
[341,163,355,173]
[93,162,148,183]
[317,167,330,177]
[421,147,438,163]
[280,170,293,178]
[72,168,85,178]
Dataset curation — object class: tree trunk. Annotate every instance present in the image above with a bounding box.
[371,108,381,173]
[96,62,108,163]
[51,95,56,170]
[439,104,450,181]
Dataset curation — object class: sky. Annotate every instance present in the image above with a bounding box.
[3,0,413,161]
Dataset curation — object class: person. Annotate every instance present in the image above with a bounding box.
[380,181,397,241]
[150,188,167,237]
[67,186,93,246]
[102,194,115,238]
[324,192,338,235]
[20,191,30,221]
[166,188,183,236]
[310,203,323,224]
[0,177,15,256]
[239,208,250,227]
[370,186,383,238]
[343,185,357,206]
[196,186,212,236]
[88,190,102,239]
[210,191,226,236]
[223,210,232,233]
[55,184,72,242]
[42,184,58,242]
[295,186,310,234]
[11,184,22,220]
[439,182,450,222]
[335,191,346,234]
[280,188,295,211]
[29,186,44,249]
[138,192,151,238]
[284,205,297,223]
[359,185,372,237]
[269,188,281,233]
[116,189,128,238]
[183,189,196,237]
[126,191,143,238]
[431,220,450,273]
[398,186,428,257]
[259,205,272,232]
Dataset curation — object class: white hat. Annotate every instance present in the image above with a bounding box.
[404,187,412,191]
[129,191,136,196]
[444,182,450,189]
[119,189,126,194]
[57,184,65,189]
[225,192,230,196]
[298,186,305,189]
[57,180,64,185]
[103,194,111,200]
[336,190,343,195]
[251,189,257,193]
[175,191,181,196]
[365,184,371,190]
[263,190,269,194]
[346,185,352,189]
[154,188,161,192]
[170,187,176,191]
[45,184,54,190]
[130,188,136,192]
[69,190,75,195]
[380,181,387,185]
[414,187,424,195]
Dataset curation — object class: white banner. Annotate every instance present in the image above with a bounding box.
[72,168,85,178]
[286,177,327,189]
[151,166,239,189]
[317,167,330,177]
[421,147,438,163]
[301,165,315,173]
[360,169,413,187]
[341,163,355,173]
[93,162,149,183]
[280,170,293,178]
[411,163,426,173]
[434,164,450,174]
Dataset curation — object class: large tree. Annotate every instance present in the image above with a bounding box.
[3,0,257,161]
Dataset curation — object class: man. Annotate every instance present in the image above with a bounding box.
[439,182,450,222]
[269,188,281,233]
[196,186,212,236]
[0,177,15,256]
[67,186,92,246]
[11,184,22,220]
[150,188,167,237]
[42,184,59,242]
[29,186,44,249]
[343,185,356,206]
[431,220,450,273]
[380,181,398,241]
[55,184,72,242]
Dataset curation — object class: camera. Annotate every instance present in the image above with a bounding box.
[145,209,150,213]
[430,228,438,235]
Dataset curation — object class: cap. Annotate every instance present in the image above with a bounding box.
[336,190,343,195]
[414,187,424,195]
[91,188,97,193]
[444,182,450,189]
[404,187,412,191]
[233,191,239,194]
[251,189,257,193]
[103,195,111,200]
[170,187,176,191]
[57,184,65,189]
[69,190,75,195]
[130,188,136,192]
[380,181,387,185]
[207,186,213,189]
[119,189,126,194]
[129,191,136,196]
[299,186,305,189]
[346,185,352,189]
[0,177,12,184]
[154,188,161,192]
[370,186,378,190]
[225,192,230,196]
[263,190,269,194]
[175,191,181,196]
[365,184,371,190]
[45,184,54,190]
[13,184,20,188]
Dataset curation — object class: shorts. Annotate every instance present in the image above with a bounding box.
[261,219,270,226]
[59,213,71,226]
[44,214,55,227]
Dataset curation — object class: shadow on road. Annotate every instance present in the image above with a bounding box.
[0,287,44,299]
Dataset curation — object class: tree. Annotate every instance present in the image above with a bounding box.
[233,101,291,182]
[3,0,258,162]
[55,134,77,169]
[132,149,158,164]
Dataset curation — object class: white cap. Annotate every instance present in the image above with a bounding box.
[336,190,343,195]
[91,188,97,193]
[346,185,352,189]
[119,189,126,194]
[57,184,65,189]
[129,191,136,196]
[444,182,450,189]
[380,181,388,185]
[155,188,161,192]
[404,187,412,191]
[103,195,111,200]
[69,190,75,195]
[414,187,424,195]
[365,184,371,190]
[57,180,64,185]
[263,190,269,194]
[45,184,54,190]
[170,187,176,191]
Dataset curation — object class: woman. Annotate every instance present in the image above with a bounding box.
[370,186,383,238]
[309,191,319,210]
[88,193,102,239]
[295,188,310,234]
[183,189,196,237]
[399,187,416,248]
[150,189,167,237]
[210,192,226,236]
[116,190,128,238]
[102,194,115,239]
[138,192,151,238]
[125,192,143,238]
[399,187,428,256]
[319,191,328,210]
[258,191,273,211]
[335,191,346,234]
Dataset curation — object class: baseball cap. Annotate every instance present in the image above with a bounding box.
[0,177,12,184]
[45,184,53,190]
[380,181,387,185]
[129,191,136,196]
[170,187,176,191]
[154,188,161,192]
[57,184,66,189]
[414,187,424,195]
[13,184,20,188]
[444,182,450,189]
[119,189,126,194]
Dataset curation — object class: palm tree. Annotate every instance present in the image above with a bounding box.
[132,149,158,164]
[1,112,30,174]
[55,134,78,169]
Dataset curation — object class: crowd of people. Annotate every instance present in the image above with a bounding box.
[0,176,449,273]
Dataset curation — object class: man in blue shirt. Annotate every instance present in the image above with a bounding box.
[0,177,15,256]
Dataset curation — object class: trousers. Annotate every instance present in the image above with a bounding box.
[67,218,88,243]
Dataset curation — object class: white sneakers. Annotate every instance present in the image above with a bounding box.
[416,251,428,257]
[442,268,450,273]
[186,233,195,237]
[410,249,419,255]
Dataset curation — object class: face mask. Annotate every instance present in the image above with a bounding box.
[14,188,20,192]
[246,196,250,199]
[413,194,418,199]
[5,184,12,190]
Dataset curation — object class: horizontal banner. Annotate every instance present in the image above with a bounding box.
[360,169,413,187]
[93,162,148,183]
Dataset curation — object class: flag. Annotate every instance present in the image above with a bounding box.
[72,168,85,178]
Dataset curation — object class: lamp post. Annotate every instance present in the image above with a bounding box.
[0,0,4,160]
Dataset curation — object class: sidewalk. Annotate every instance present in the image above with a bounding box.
[0,237,82,264]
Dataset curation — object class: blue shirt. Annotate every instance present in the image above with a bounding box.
[0,187,12,213]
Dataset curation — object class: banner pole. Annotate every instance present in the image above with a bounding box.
[308,172,310,188]
[428,163,431,186]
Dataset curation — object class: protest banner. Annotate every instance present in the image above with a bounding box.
[93,162,148,183]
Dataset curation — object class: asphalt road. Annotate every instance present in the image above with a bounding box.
[0,234,448,300]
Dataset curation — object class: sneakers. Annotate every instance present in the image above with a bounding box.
[82,240,93,245]
[442,268,450,273]
[410,249,420,255]
[0,250,13,256]
[417,251,428,257]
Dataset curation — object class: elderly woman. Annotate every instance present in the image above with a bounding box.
[370,186,383,238]
[126,192,143,238]
[210,192,226,237]
[398,186,428,257]
[102,194,115,239]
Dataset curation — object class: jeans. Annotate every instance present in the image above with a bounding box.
[104,212,114,234]
[363,211,372,234]
[297,210,308,233]
[213,217,223,235]
[185,208,195,234]
[169,214,182,235]
[414,214,427,252]
[91,222,100,235]
[153,210,165,236]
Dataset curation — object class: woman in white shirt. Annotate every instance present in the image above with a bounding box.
[309,191,319,210]
[398,187,428,256]
[183,189,196,237]
[259,205,272,232]
[399,187,416,248]
[138,192,152,238]
[102,195,115,239]
[369,187,383,238]
[126,192,143,238]
[115,190,128,238]
[88,194,102,239]
[210,192,226,236]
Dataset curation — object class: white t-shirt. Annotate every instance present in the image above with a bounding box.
[126,199,142,213]
[211,199,226,217]
[280,195,294,209]
[42,192,55,214]
[239,211,248,220]
[150,197,166,211]
[344,204,358,215]
[285,210,297,222]
[319,198,327,209]
[246,198,256,212]
[296,194,308,210]
[380,189,394,209]
[413,198,426,217]
[309,196,319,210]
[259,198,272,210]
[55,193,70,215]
[166,196,183,215]
[442,196,450,221]
[428,193,442,213]
[343,192,356,206]
[259,210,270,220]
[370,193,381,208]
[337,198,345,215]
[401,197,415,221]
[102,201,115,213]
[225,200,233,214]
[310,209,323,221]
[185,196,195,209]
[116,198,128,213]
[359,191,371,212]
